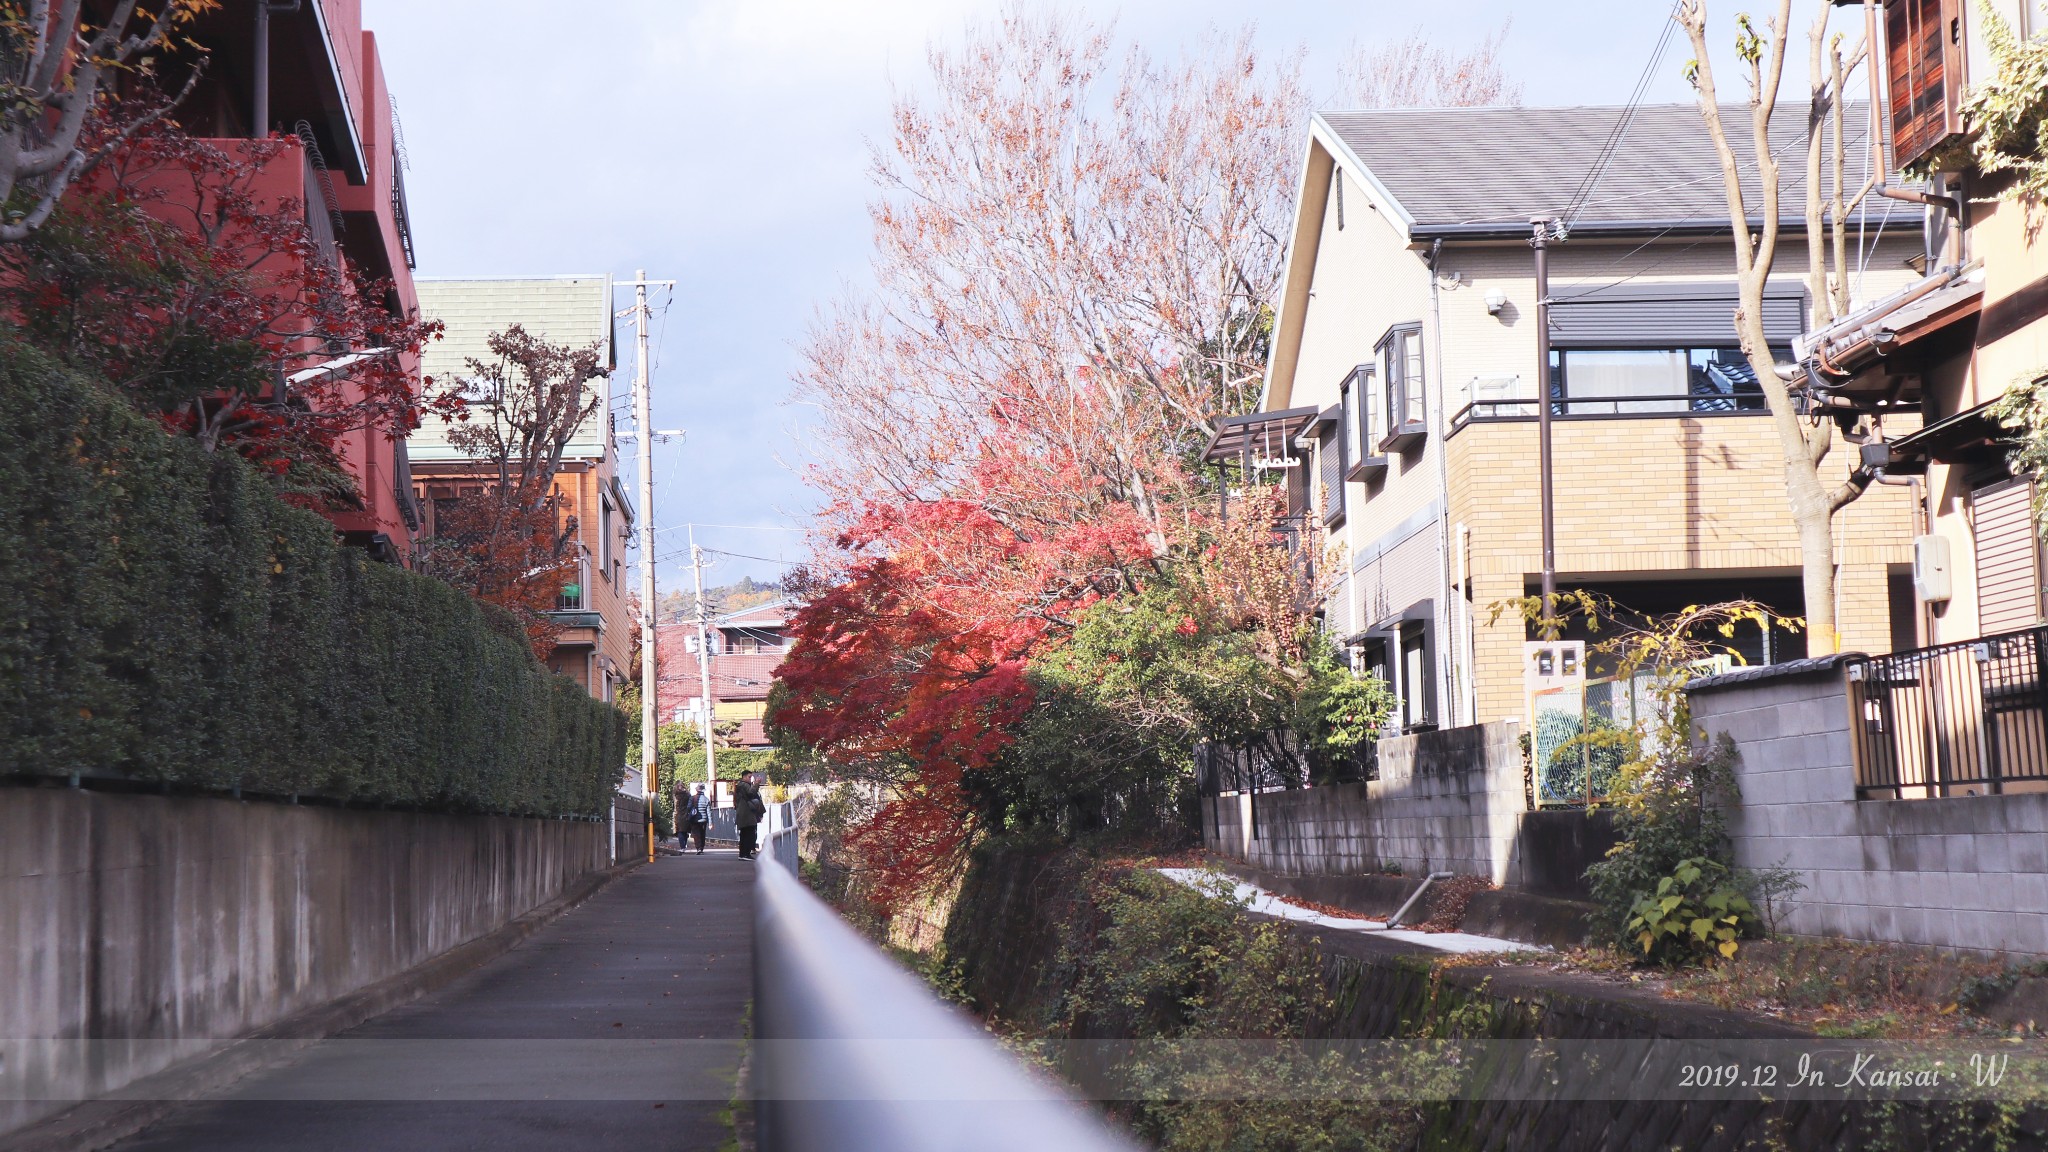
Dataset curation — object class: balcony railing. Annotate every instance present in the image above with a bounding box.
[1449,391,1769,432]
[1848,627,2048,798]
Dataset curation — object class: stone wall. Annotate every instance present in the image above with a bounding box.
[1690,658,2048,958]
[1205,722,1552,886]
[0,786,609,1138]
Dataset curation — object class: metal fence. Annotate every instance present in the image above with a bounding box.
[752,802,1134,1152]
[1847,627,2048,798]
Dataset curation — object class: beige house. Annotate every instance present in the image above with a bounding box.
[1246,104,1925,730]
[412,276,634,700]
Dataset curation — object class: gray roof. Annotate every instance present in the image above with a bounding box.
[1321,103,1916,239]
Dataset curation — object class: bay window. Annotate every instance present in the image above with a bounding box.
[1377,323,1427,451]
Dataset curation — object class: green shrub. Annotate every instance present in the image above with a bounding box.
[0,342,623,815]
[676,746,780,785]
[1625,856,1758,964]
[1585,734,1740,954]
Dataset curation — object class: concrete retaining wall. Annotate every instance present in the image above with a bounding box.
[1690,659,2048,958]
[1204,722,1538,885]
[0,786,608,1138]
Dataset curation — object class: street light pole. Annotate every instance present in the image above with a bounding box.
[633,270,658,864]
[1531,219,1557,635]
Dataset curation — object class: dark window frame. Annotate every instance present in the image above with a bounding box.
[1398,620,1437,731]
[1376,323,1427,451]
[1547,344,1783,414]
[1344,364,1387,482]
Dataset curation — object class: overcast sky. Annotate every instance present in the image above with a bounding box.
[360,0,1723,590]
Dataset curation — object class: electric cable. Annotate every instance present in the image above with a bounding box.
[1559,2,1683,234]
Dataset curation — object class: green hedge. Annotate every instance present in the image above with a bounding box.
[0,344,624,816]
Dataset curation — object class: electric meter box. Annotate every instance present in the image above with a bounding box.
[1523,640,1586,691]
[1913,534,1951,604]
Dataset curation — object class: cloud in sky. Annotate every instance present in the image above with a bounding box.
[359,0,1725,587]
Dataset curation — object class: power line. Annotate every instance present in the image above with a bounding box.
[654,522,804,532]
[1560,2,1683,235]
[705,547,800,566]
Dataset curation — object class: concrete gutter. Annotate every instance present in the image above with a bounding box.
[1,863,640,1152]
[1155,868,1544,956]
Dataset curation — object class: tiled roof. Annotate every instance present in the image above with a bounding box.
[1320,103,1916,238]
[411,277,616,461]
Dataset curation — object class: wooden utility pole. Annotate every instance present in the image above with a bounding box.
[622,269,676,862]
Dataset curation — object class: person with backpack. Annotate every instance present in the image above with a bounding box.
[733,771,767,860]
[678,783,709,855]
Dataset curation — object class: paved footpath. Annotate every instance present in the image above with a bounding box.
[111,850,755,1152]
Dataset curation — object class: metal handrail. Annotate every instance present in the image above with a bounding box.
[1448,391,1770,431]
[1847,625,2048,798]
[753,818,1135,1152]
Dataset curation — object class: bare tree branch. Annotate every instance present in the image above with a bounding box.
[0,0,215,242]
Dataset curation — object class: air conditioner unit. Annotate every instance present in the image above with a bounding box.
[1913,534,1951,603]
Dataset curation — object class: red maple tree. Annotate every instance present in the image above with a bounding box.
[0,116,441,502]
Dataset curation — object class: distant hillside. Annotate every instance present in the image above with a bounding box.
[657,576,780,622]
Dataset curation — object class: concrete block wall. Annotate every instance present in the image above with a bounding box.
[1690,660,2048,958]
[1205,722,1530,885]
[0,787,609,1138]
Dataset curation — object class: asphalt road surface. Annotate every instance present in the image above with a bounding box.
[111,850,755,1152]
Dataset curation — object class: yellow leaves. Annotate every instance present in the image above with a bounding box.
[1718,939,1739,959]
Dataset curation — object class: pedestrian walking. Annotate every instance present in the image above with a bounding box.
[734,771,766,860]
[679,783,709,854]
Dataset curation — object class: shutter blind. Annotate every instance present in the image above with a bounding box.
[1319,421,1344,527]
[1285,442,1311,518]
[1548,280,1805,347]
[1974,478,2042,635]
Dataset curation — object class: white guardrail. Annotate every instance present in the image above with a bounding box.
[752,802,1137,1152]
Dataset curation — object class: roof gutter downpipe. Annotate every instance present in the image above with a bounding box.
[1865,0,1963,269]
[1428,238,1458,726]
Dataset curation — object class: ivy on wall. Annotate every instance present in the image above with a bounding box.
[0,344,624,816]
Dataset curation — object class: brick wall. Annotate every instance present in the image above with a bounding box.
[1450,417,1918,722]
[1690,661,2048,957]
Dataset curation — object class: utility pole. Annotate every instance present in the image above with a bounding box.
[1531,219,1557,635]
[616,271,677,865]
[689,525,717,787]
[633,270,657,864]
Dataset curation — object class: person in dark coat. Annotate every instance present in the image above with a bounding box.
[733,772,766,860]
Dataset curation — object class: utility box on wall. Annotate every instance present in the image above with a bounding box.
[1913,533,1951,603]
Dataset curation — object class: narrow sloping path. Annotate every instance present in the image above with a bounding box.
[110,851,754,1152]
